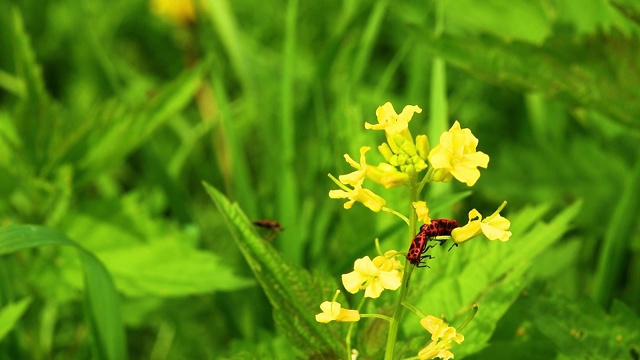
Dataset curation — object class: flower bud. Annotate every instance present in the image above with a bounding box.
[416,134,430,160]
[378,143,394,162]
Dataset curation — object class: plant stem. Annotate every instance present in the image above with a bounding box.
[346,296,367,359]
[384,177,418,359]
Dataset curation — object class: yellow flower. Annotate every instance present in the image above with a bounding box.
[339,146,372,186]
[452,202,512,244]
[150,0,196,25]
[418,315,464,360]
[342,254,402,298]
[365,102,422,135]
[328,180,386,212]
[413,201,431,223]
[428,121,489,186]
[365,102,422,154]
[315,301,361,323]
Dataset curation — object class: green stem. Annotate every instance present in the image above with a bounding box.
[360,313,393,322]
[384,176,419,359]
[346,296,367,359]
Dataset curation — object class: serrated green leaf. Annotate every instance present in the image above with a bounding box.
[98,241,255,297]
[0,225,126,360]
[420,32,640,126]
[402,201,582,357]
[528,295,640,358]
[59,197,254,297]
[0,296,31,341]
[203,182,345,358]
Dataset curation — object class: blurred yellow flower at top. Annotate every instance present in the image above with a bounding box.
[428,121,489,187]
[150,0,197,25]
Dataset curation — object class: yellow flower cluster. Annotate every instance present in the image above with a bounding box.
[418,315,465,360]
[329,102,493,213]
[314,250,404,324]
[319,102,513,359]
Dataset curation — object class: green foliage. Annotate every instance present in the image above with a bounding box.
[0,226,126,360]
[0,0,639,358]
[204,182,345,358]
[0,296,31,341]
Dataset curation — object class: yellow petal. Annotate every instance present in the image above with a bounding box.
[364,279,385,298]
[379,270,402,291]
[341,271,365,294]
[450,166,481,186]
[336,308,361,322]
[353,256,378,276]
[451,222,482,244]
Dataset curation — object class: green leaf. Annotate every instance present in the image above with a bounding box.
[444,0,552,44]
[98,241,255,297]
[592,148,640,308]
[611,0,640,25]
[0,225,127,360]
[529,295,640,358]
[0,296,31,341]
[10,7,47,103]
[77,60,209,182]
[203,182,345,358]
[419,31,640,126]
[403,201,582,357]
[60,197,255,297]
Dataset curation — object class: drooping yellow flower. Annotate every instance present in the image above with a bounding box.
[428,121,489,186]
[328,180,386,212]
[339,146,372,186]
[418,315,464,360]
[342,254,402,298]
[413,201,431,223]
[315,301,361,323]
[452,202,512,244]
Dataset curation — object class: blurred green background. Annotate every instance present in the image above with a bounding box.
[1,0,639,359]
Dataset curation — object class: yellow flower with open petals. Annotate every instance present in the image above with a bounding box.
[452,202,512,244]
[365,102,422,135]
[418,315,464,360]
[428,121,489,186]
[329,180,386,212]
[365,102,422,153]
[315,301,360,323]
[342,255,402,298]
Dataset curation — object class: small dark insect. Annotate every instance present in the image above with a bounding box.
[252,219,284,232]
[252,219,284,241]
[407,218,459,267]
